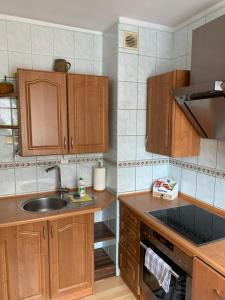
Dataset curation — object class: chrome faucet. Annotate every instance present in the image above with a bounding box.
[45,165,70,198]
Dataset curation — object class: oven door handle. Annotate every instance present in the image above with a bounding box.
[140,241,180,280]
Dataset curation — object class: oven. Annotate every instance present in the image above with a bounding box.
[140,222,192,300]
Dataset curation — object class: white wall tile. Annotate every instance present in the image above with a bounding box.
[157,31,173,59]
[54,28,74,58]
[137,83,147,109]
[173,55,187,70]
[0,168,15,195]
[174,27,188,58]
[118,82,137,109]
[181,169,197,198]
[60,163,77,188]
[118,53,138,82]
[137,110,146,135]
[105,163,117,192]
[7,21,31,53]
[75,32,94,60]
[138,56,156,83]
[94,35,103,61]
[198,139,218,168]
[196,173,215,205]
[74,59,93,74]
[0,51,9,75]
[156,58,172,75]
[8,52,32,75]
[136,136,153,160]
[118,167,135,193]
[32,55,53,71]
[0,20,7,51]
[214,177,225,210]
[186,53,192,70]
[117,110,137,136]
[15,167,37,194]
[139,27,157,56]
[93,60,102,75]
[31,25,53,55]
[0,136,14,161]
[152,164,169,182]
[37,166,57,191]
[136,166,153,190]
[216,141,225,171]
[117,135,136,161]
[169,165,182,190]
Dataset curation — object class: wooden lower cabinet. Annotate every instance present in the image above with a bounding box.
[0,221,49,300]
[49,214,94,299]
[119,203,140,298]
[192,258,225,300]
[0,214,94,300]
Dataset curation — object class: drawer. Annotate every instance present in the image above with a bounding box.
[120,233,139,260]
[119,244,139,296]
[120,204,139,232]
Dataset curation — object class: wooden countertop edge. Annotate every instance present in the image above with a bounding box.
[0,188,116,228]
[118,191,225,277]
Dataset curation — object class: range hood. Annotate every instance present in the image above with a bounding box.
[174,15,225,140]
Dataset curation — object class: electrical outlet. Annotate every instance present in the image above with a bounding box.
[5,136,13,145]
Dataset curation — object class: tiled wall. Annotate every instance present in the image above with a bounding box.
[0,18,103,196]
[116,22,173,193]
[170,6,225,210]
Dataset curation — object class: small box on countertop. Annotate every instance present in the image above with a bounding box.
[153,178,178,200]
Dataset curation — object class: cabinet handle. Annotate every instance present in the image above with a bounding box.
[71,136,74,148]
[64,137,67,150]
[214,289,225,299]
[51,227,54,239]
[43,227,46,240]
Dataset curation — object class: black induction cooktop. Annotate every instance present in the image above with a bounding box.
[148,205,225,246]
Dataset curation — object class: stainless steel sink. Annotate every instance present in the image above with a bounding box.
[21,196,68,213]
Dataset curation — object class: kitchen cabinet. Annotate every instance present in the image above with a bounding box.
[146,70,200,157]
[67,74,109,153]
[192,258,225,300]
[119,203,140,298]
[18,69,109,156]
[49,214,94,299]
[0,221,49,300]
[18,69,68,156]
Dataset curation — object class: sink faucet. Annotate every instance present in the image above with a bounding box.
[45,165,70,198]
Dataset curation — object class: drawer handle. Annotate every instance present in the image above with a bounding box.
[64,137,67,150]
[43,226,46,240]
[71,136,74,148]
[214,289,225,299]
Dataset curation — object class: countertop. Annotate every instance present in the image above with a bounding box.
[119,192,225,277]
[0,188,115,228]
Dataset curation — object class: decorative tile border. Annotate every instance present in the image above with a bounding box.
[170,158,225,180]
[118,158,169,168]
[0,157,103,170]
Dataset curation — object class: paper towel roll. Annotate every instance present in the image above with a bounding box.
[94,167,106,191]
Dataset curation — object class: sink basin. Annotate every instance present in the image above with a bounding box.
[21,196,68,213]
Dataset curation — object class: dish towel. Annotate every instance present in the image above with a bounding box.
[145,247,172,293]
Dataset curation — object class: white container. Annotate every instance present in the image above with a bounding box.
[78,177,85,197]
[153,178,178,200]
[93,161,106,191]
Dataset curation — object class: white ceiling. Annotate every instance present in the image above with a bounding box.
[0,0,223,31]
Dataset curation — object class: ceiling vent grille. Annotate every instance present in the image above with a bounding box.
[124,31,138,50]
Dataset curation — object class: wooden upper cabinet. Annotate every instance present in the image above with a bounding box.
[48,214,94,299]
[192,258,225,300]
[67,74,109,153]
[0,222,49,300]
[18,69,68,156]
[147,70,200,157]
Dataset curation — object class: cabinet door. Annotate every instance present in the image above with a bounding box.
[147,72,173,156]
[18,69,68,156]
[0,222,49,300]
[67,74,109,153]
[49,214,94,299]
[192,258,225,300]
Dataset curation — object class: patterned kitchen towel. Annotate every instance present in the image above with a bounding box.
[145,247,172,293]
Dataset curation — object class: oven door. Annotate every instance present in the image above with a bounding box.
[140,239,191,300]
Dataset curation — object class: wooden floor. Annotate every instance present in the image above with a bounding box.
[80,276,136,300]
